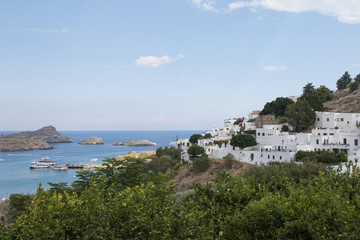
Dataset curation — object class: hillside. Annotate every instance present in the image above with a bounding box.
[323,87,360,113]
[173,158,252,192]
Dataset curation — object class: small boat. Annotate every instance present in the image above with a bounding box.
[52,165,68,171]
[90,158,98,162]
[0,159,4,162]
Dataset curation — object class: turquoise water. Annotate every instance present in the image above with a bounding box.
[0,130,201,199]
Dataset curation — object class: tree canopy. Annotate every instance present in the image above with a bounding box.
[336,71,352,90]
[285,99,316,132]
[189,134,203,144]
[259,97,294,117]
[299,83,333,111]
[230,134,257,149]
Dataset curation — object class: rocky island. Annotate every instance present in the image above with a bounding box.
[0,125,71,143]
[113,140,156,146]
[79,137,104,145]
[0,139,54,152]
[0,126,71,152]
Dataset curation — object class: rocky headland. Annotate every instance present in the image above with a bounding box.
[0,138,54,152]
[0,126,71,152]
[113,140,156,146]
[0,125,71,143]
[79,137,104,145]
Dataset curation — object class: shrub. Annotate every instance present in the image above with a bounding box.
[223,153,235,169]
[193,154,211,173]
[187,145,205,158]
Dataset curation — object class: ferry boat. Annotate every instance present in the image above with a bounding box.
[29,157,56,169]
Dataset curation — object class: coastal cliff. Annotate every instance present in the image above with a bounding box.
[0,138,54,152]
[0,126,71,143]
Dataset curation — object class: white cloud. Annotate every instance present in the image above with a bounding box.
[189,0,218,12]
[263,65,288,71]
[135,54,184,68]
[190,0,360,24]
[26,28,68,34]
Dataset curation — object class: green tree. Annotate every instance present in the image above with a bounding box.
[204,133,212,139]
[230,134,257,149]
[260,97,294,117]
[350,81,360,92]
[189,134,203,144]
[187,145,205,158]
[285,99,316,132]
[300,84,332,111]
[354,73,360,82]
[337,71,352,90]
[193,154,211,173]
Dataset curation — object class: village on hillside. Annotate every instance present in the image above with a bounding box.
[177,109,360,165]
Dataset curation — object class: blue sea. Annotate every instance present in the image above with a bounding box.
[0,130,201,199]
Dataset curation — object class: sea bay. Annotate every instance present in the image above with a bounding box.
[0,130,201,199]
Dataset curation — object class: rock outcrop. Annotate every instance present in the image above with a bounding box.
[0,139,54,152]
[113,140,157,146]
[79,137,104,145]
[323,88,360,113]
[0,126,71,143]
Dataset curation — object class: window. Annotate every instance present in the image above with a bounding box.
[343,138,347,144]
[262,133,265,136]
[316,139,319,144]
[317,118,320,121]
[341,118,344,122]
[327,118,329,122]
[355,139,358,146]
[272,155,275,160]
[258,132,260,136]
[280,156,282,160]
[268,155,270,159]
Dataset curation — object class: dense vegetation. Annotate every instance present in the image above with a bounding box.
[2,158,360,239]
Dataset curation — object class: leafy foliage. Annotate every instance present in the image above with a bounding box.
[299,83,333,111]
[189,134,203,144]
[230,134,257,149]
[259,97,294,117]
[4,160,360,239]
[187,145,205,157]
[295,150,347,164]
[337,71,352,90]
[350,81,360,92]
[192,154,211,173]
[285,99,316,132]
[213,140,228,148]
[223,153,235,169]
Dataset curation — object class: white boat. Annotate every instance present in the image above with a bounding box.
[29,161,51,169]
[0,159,4,162]
[52,165,68,171]
[90,158,98,162]
[30,157,56,169]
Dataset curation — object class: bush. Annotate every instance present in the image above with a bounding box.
[223,153,235,169]
[230,134,257,149]
[214,140,228,148]
[187,145,205,158]
[193,154,211,173]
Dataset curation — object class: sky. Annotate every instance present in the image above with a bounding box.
[1,0,360,131]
